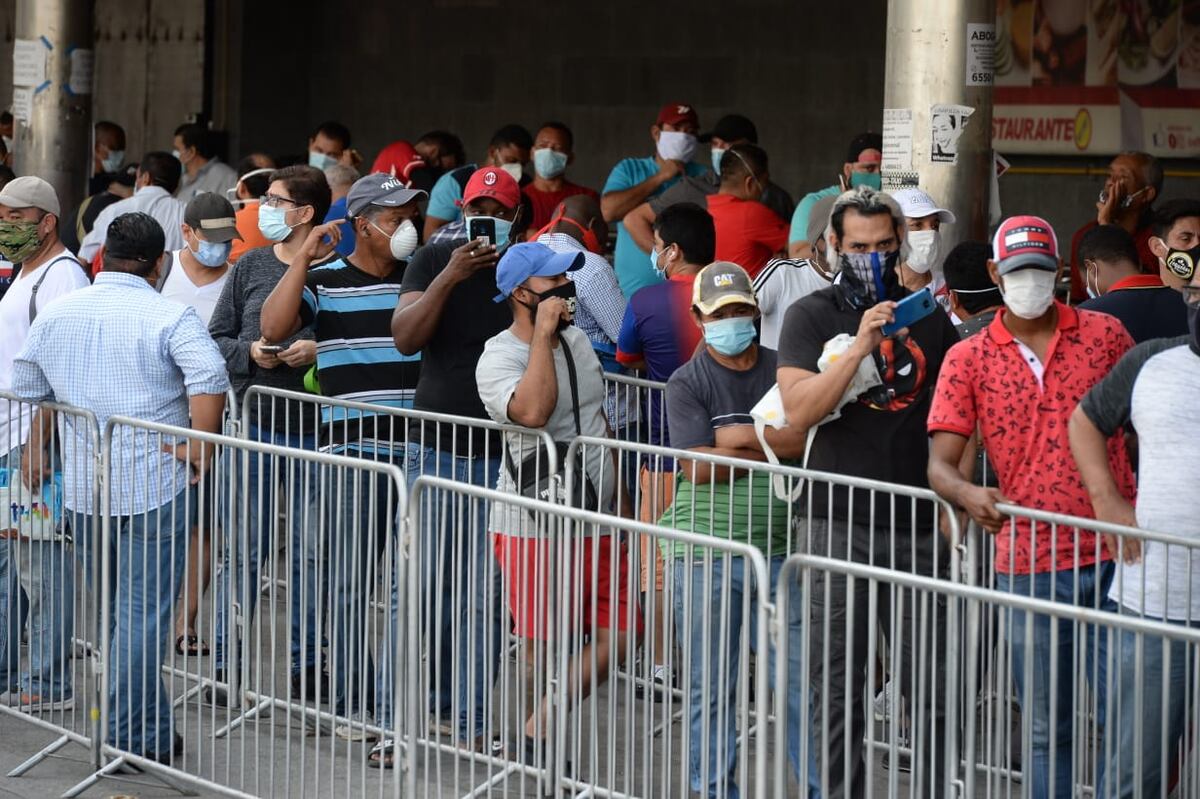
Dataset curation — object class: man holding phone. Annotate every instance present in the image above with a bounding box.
[388,165,526,759]
[775,186,958,796]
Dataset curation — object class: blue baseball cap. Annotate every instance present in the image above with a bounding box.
[493,242,583,302]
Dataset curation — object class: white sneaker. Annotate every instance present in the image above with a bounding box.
[334,722,378,742]
[873,681,893,723]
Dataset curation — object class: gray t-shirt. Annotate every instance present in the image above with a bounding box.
[666,346,778,450]
[1079,335,1198,620]
[476,325,614,535]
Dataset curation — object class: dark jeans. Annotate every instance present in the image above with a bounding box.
[807,518,950,798]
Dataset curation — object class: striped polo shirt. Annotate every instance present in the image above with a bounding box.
[300,257,420,436]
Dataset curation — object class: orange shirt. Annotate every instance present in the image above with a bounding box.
[705,193,788,278]
[230,201,271,263]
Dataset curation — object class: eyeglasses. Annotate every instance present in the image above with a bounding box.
[261,194,301,209]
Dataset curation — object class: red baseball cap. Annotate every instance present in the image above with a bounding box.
[460,166,521,209]
[370,140,424,185]
[992,215,1060,275]
[656,102,699,129]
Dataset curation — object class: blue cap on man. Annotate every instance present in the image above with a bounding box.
[493,242,583,302]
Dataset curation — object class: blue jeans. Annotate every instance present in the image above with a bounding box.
[1098,607,1199,798]
[79,490,189,756]
[0,447,75,701]
[672,555,820,799]
[996,561,1116,799]
[213,425,321,678]
[385,443,502,739]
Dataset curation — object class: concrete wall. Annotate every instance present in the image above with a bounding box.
[222,0,890,202]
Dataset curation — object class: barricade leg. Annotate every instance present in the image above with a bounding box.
[995,560,1115,798]
[771,558,821,798]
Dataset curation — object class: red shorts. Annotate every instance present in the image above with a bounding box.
[493,533,640,641]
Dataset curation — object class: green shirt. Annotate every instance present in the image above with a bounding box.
[658,473,793,560]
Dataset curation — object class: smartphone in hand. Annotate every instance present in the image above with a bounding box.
[467,217,496,246]
[881,288,936,336]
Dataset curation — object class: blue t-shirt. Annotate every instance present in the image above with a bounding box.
[603,156,708,300]
[325,196,356,257]
[426,163,478,223]
[788,184,840,245]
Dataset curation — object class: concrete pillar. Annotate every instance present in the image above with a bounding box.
[12,0,94,217]
[882,0,996,246]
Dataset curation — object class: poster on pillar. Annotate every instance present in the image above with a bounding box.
[992,0,1200,157]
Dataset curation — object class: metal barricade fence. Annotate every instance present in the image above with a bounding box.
[601,373,666,493]
[778,551,1200,799]
[402,474,777,799]
[956,502,1200,799]
[63,413,410,799]
[0,392,103,780]
[561,434,964,799]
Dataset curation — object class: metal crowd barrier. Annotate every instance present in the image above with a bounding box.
[0,392,102,782]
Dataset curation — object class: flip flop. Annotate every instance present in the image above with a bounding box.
[368,739,395,769]
[174,634,210,657]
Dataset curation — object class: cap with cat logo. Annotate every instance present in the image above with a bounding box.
[692,261,757,314]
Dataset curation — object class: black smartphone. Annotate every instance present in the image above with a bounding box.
[260,344,285,354]
[881,288,936,336]
[467,217,496,246]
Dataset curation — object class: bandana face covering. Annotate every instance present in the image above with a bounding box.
[838,250,901,309]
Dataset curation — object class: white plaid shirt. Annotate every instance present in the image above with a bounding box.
[12,271,229,515]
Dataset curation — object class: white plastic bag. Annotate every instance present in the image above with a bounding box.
[751,334,882,501]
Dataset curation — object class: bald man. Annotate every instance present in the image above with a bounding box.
[534,195,626,361]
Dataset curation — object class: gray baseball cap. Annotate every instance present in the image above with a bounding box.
[345,172,427,218]
[0,176,60,217]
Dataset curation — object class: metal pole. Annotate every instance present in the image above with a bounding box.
[882,0,996,246]
[12,0,94,218]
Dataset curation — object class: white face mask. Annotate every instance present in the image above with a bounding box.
[999,268,1056,319]
[656,130,697,163]
[371,218,419,261]
[499,161,524,182]
[906,229,941,275]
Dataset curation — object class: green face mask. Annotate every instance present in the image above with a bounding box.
[849,171,882,191]
[0,219,43,263]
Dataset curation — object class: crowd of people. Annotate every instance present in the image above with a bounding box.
[0,103,1196,797]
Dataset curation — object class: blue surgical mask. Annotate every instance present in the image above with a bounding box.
[532,148,568,179]
[258,204,295,242]
[703,316,757,356]
[650,247,665,280]
[711,147,726,174]
[849,171,882,191]
[192,238,232,268]
[102,149,125,173]
[308,150,336,171]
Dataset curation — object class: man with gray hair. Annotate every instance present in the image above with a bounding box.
[775,186,959,795]
[324,163,361,257]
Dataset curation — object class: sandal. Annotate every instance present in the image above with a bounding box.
[174,634,210,657]
[368,738,395,769]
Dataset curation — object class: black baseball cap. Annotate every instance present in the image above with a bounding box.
[698,114,758,144]
[183,192,241,242]
[846,132,883,164]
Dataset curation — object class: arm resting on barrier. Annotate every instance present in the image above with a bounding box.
[927,430,1007,534]
[676,446,765,485]
[164,393,226,484]
[1068,406,1141,563]
[715,422,809,460]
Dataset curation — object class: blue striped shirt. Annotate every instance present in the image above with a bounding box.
[11,271,229,515]
[300,258,420,431]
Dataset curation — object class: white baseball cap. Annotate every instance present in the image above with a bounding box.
[891,187,955,224]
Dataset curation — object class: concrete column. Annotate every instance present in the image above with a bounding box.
[13,0,94,217]
[883,0,996,246]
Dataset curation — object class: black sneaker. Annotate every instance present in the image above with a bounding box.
[291,666,330,702]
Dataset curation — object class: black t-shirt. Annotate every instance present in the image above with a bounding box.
[400,241,512,454]
[777,284,959,533]
[1077,284,1188,344]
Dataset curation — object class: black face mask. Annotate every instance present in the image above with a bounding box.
[518,281,577,332]
[1164,243,1200,284]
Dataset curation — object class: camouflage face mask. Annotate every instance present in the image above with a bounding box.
[0,219,42,263]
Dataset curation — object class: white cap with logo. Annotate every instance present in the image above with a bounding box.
[890,187,955,224]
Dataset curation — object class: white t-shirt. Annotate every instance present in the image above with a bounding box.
[159,250,228,326]
[0,250,91,452]
[752,258,831,350]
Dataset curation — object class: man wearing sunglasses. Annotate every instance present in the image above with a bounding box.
[704,143,787,279]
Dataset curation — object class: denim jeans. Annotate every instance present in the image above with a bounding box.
[385,443,502,739]
[0,446,75,701]
[996,561,1116,799]
[1097,606,1199,798]
[672,555,820,799]
[213,425,321,678]
[78,490,189,756]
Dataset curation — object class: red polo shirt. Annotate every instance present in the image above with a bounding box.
[705,194,788,278]
[927,302,1137,574]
